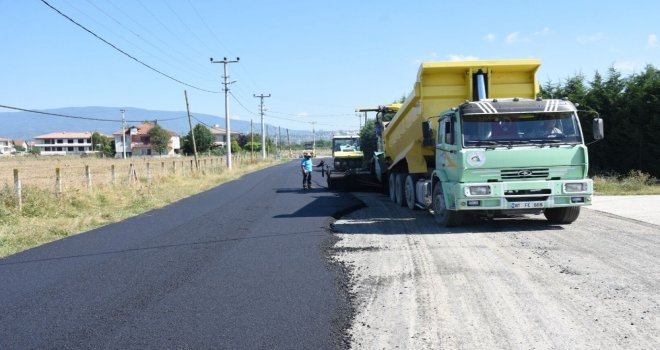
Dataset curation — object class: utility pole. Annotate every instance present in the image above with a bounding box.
[364,111,368,128]
[211,56,240,169]
[184,90,198,171]
[278,126,281,158]
[120,109,126,159]
[357,113,362,130]
[253,93,271,159]
[250,119,254,160]
[287,128,291,158]
[311,121,317,156]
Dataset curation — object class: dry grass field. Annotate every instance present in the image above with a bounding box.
[0,155,281,258]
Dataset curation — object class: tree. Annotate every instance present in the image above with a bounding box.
[244,141,261,152]
[359,119,377,164]
[148,124,171,155]
[91,131,113,157]
[182,124,214,155]
[231,138,242,153]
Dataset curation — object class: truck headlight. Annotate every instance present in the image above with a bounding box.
[465,185,491,196]
[564,182,587,193]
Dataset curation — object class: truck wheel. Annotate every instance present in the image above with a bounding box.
[544,206,581,224]
[388,174,397,202]
[432,183,463,227]
[404,175,417,210]
[395,173,407,207]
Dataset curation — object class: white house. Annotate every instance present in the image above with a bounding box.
[32,132,93,155]
[209,125,240,148]
[0,138,16,155]
[113,122,180,157]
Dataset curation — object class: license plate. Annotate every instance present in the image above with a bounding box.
[510,201,544,209]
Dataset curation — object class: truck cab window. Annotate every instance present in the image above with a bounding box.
[441,116,455,145]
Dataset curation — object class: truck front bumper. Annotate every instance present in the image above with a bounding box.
[449,179,593,211]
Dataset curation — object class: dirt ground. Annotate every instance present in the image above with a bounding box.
[331,192,660,350]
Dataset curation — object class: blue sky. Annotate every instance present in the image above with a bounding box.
[1,0,658,132]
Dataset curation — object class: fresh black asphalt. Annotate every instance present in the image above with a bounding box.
[0,159,362,349]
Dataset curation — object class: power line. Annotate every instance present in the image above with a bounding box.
[0,104,186,123]
[81,0,217,82]
[40,0,220,94]
[163,0,215,54]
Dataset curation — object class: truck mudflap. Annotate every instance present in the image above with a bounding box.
[443,179,593,211]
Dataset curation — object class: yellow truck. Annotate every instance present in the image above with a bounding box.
[377,59,604,226]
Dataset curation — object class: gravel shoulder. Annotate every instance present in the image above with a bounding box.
[331,192,660,349]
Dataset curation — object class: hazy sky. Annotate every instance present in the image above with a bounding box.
[1,0,658,132]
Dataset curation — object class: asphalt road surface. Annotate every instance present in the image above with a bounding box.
[331,192,660,349]
[0,160,360,349]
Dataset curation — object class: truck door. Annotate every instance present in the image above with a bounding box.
[437,114,460,182]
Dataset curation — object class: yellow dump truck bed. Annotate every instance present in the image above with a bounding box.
[383,59,541,173]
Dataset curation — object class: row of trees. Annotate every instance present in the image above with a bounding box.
[540,64,659,177]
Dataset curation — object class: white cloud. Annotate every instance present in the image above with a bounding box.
[448,55,479,61]
[483,33,496,42]
[296,112,309,118]
[576,33,604,44]
[647,34,658,48]
[613,61,643,73]
[532,27,551,36]
[505,32,520,44]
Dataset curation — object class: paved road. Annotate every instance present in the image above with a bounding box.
[0,160,360,349]
[331,192,660,349]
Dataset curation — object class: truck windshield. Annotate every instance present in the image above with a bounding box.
[461,112,583,147]
[333,138,360,152]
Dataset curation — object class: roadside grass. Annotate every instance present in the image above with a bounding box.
[0,159,281,258]
[593,170,660,195]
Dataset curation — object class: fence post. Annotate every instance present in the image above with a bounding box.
[14,169,22,211]
[111,164,116,185]
[146,162,152,185]
[180,161,184,176]
[85,165,92,191]
[161,161,165,175]
[129,163,137,183]
[55,167,62,195]
[190,159,194,173]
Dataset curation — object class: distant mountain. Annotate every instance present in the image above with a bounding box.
[0,106,357,144]
[0,106,252,140]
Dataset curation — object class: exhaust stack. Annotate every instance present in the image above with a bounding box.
[473,69,488,101]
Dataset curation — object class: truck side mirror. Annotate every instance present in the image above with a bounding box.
[592,118,604,140]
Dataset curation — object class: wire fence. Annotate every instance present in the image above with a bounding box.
[1,155,265,210]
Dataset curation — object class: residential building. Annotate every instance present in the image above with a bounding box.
[209,125,240,148]
[32,132,93,155]
[0,137,16,155]
[113,122,180,157]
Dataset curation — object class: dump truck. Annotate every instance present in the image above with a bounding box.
[376,59,604,226]
[325,104,402,189]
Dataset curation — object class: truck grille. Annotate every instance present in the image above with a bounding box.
[501,168,549,179]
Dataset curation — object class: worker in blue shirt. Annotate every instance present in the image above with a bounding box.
[300,152,314,189]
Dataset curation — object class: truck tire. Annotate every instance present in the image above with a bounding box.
[544,206,581,224]
[404,175,417,210]
[388,174,397,202]
[395,173,407,207]
[432,183,463,227]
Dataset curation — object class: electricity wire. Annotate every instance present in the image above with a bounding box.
[40,0,220,94]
